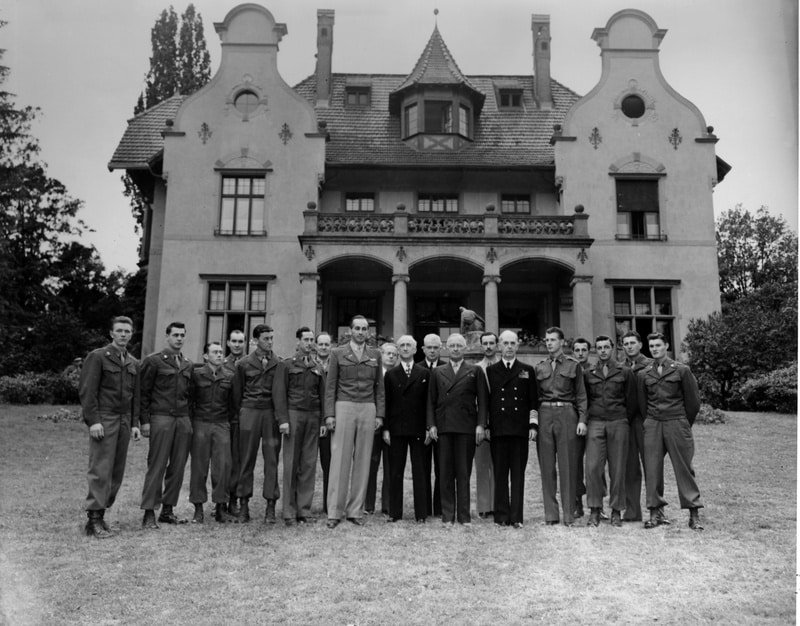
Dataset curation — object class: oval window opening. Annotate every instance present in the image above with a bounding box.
[621,94,646,119]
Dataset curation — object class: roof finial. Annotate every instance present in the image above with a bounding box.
[434,8,439,25]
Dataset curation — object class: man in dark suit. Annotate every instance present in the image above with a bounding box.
[486,330,538,528]
[383,335,430,523]
[419,333,445,518]
[426,333,488,525]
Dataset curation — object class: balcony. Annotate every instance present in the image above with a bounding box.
[301,206,591,248]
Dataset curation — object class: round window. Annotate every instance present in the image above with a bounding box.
[234,90,259,116]
[621,94,646,119]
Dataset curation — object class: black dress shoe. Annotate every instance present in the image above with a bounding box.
[347,517,365,526]
[386,517,400,523]
[85,511,112,539]
[587,509,600,527]
[191,504,204,524]
[610,510,622,527]
[158,508,186,525]
[545,520,559,526]
[326,519,340,529]
[512,522,523,529]
[142,510,159,529]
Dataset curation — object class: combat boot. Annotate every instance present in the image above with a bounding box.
[192,503,204,524]
[610,509,622,527]
[98,509,114,534]
[228,496,240,517]
[158,504,185,524]
[237,498,251,523]
[264,499,276,524]
[142,509,159,529]
[85,510,111,539]
[215,503,232,523]
[587,507,600,527]
[688,508,704,531]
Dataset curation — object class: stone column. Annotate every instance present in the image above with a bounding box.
[570,275,593,339]
[482,275,501,334]
[299,273,320,329]
[392,274,410,339]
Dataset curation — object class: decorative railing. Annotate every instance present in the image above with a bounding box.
[317,214,394,234]
[497,216,575,236]
[408,216,484,234]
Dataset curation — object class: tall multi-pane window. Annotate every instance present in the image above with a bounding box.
[424,100,453,133]
[500,194,531,214]
[205,281,269,347]
[404,103,418,137]
[615,179,661,240]
[612,285,675,355]
[458,104,470,137]
[345,192,375,212]
[219,176,265,235]
[418,193,458,213]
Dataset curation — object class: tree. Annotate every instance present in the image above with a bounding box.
[141,6,179,112]
[178,4,211,96]
[716,204,798,303]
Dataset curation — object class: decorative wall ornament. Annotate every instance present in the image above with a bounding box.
[279,123,293,145]
[577,248,588,264]
[198,123,212,144]
[589,127,602,150]
[486,247,498,262]
[396,246,407,261]
[668,128,682,150]
[304,245,315,260]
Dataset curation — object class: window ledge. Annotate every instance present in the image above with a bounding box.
[615,234,668,242]
[214,230,268,237]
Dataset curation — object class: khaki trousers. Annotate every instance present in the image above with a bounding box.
[86,412,131,510]
[644,418,702,510]
[536,405,579,524]
[327,401,376,520]
[140,414,192,510]
[281,409,320,520]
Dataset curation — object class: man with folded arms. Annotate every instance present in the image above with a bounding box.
[583,335,636,527]
[79,315,141,538]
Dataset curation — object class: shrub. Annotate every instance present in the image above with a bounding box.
[0,371,80,405]
[695,403,727,425]
[36,407,81,422]
[739,364,797,414]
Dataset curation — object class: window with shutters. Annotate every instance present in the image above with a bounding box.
[615,179,664,241]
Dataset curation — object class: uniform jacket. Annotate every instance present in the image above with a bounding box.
[384,362,430,437]
[191,364,235,423]
[584,359,637,422]
[324,344,385,419]
[232,351,281,413]
[622,354,651,419]
[273,351,325,426]
[486,359,539,437]
[79,343,140,427]
[426,360,488,434]
[636,358,701,425]
[222,353,244,377]
[140,350,193,423]
[534,353,588,423]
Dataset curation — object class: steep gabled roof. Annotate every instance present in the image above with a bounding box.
[389,26,485,114]
[107,95,187,170]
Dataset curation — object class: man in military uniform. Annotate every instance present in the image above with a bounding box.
[583,335,636,527]
[275,327,325,524]
[474,332,498,519]
[315,332,333,514]
[79,316,141,538]
[140,322,194,529]
[534,326,588,526]
[571,337,592,518]
[638,333,704,530]
[620,330,653,522]
[189,341,235,524]
[223,329,246,516]
[485,330,538,528]
[324,315,385,528]
[232,324,282,523]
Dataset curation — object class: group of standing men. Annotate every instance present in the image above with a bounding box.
[78,314,704,538]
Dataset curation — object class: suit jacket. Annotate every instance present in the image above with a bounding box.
[486,359,538,437]
[426,361,488,434]
[324,344,385,419]
[384,362,430,437]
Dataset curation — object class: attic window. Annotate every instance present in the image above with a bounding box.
[234,90,259,116]
[346,87,371,107]
[498,89,522,109]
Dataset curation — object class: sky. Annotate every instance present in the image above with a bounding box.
[4,0,797,274]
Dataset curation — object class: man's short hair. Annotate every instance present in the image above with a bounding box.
[380,342,397,353]
[228,329,245,339]
[545,326,564,340]
[498,330,518,343]
[316,332,331,343]
[252,324,273,339]
[594,334,613,346]
[480,331,498,343]
[573,336,591,349]
[647,332,667,343]
[396,334,417,349]
[165,321,185,335]
[621,330,643,342]
[350,315,368,329]
[423,333,442,347]
[446,333,466,346]
[110,316,133,330]
[204,341,223,353]
[296,326,312,340]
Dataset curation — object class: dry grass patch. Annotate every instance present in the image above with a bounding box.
[0,407,794,624]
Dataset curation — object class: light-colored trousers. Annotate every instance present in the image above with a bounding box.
[327,401,376,520]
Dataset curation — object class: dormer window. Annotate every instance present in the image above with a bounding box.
[346,86,371,107]
[424,101,453,133]
[498,89,523,109]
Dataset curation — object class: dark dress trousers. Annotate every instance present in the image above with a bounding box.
[383,362,431,521]
[622,353,652,520]
[418,358,445,517]
[486,359,538,526]
[427,361,488,524]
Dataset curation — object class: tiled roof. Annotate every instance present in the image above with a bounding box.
[108,95,187,170]
[389,26,485,112]
[295,73,580,168]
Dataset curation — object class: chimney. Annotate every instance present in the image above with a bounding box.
[531,14,552,110]
[315,9,335,106]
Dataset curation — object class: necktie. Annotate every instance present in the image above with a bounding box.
[657,363,663,375]
[262,357,269,369]
[175,355,181,367]
[602,363,609,377]
[119,351,127,365]
[506,361,511,370]
[550,358,557,371]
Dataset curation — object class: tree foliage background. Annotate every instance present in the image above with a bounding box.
[684,205,798,410]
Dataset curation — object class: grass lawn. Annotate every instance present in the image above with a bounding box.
[0,406,795,624]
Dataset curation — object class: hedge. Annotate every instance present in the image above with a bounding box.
[0,372,80,405]
[739,363,797,414]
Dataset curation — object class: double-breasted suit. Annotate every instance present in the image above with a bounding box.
[427,361,488,524]
[486,359,538,525]
[383,362,431,521]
